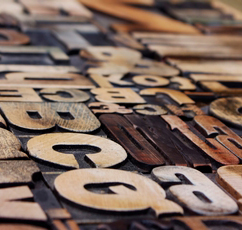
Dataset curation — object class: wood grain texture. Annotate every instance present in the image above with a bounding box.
[91,88,145,104]
[0,128,27,159]
[128,114,211,169]
[125,114,188,166]
[152,166,238,215]
[78,0,199,34]
[194,115,242,160]
[162,115,239,165]
[27,133,127,168]
[217,165,242,210]
[40,88,90,102]
[89,102,133,114]
[100,114,166,170]
[1,72,95,89]
[55,168,183,216]
[0,186,46,221]
[0,102,100,132]
[0,160,39,184]
[0,29,29,45]
[140,88,194,105]
[210,97,242,128]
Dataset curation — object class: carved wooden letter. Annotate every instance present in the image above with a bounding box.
[210,97,242,128]
[217,165,242,210]
[55,168,183,216]
[0,186,46,221]
[27,133,127,168]
[0,102,100,132]
[162,115,239,165]
[152,166,238,215]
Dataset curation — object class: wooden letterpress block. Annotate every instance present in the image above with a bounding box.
[100,114,166,171]
[0,186,46,221]
[217,165,242,211]
[100,114,211,171]
[0,102,101,135]
[152,166,238,215]
[162,115,240,165]
[0,160,40,185]
[210,97,242,128]
[27,133,127,168]
[53,168,183,223]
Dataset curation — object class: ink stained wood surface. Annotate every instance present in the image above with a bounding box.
[100,114,166,171]
[1,0,242,229]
